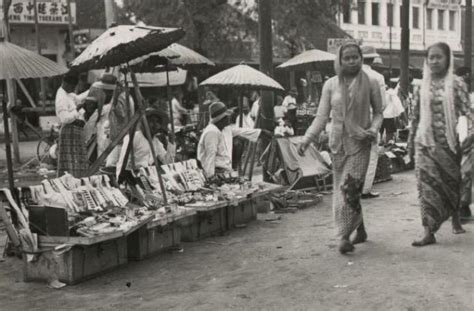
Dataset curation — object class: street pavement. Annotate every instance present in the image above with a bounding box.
[0,171,472,310]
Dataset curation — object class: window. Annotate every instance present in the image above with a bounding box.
[387,2,394,27]
[372,3,380,26]
[438,9,445,30]
[449,11,456,31]
[413,7,419,29]
[342,1,351,23]
[358,1,366,25]
[427,8,433,29]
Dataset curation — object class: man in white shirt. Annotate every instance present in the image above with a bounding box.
[197,102,271,178]
[361,46,387,199]
[249,91,261,122]
[381,86,405,143]
[172,92,187,127]
[116,109,176,177]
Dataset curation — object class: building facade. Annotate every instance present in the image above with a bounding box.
[337,0,463,54]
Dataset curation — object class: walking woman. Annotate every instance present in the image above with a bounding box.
[409,42,471,247]
[298,43,383,254]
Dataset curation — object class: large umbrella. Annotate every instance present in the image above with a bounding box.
[277,49,336,71]
[166,43,215,68]
[70,25,185,72]
[200,64,284,91]
[0,39,68,194]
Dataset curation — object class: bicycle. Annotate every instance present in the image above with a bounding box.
[36,123,59,163]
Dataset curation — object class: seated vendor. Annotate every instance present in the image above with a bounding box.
[116,109,176,176]
[197,101,272,178]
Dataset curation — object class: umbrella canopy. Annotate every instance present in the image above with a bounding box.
[70,25,185,72]
[166,43,215,68]
[129,43,214,72]
[200,64,284,91]
[277,49,336,71]
[0,40,68,80]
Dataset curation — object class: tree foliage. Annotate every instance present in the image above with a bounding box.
[118,0,347,59]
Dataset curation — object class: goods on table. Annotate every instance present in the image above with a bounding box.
[19,174,153,237]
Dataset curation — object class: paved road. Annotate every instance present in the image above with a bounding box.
[0,171,473,310]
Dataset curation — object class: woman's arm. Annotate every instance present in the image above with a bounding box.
[407,87,421,155]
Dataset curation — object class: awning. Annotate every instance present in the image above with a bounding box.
[87,68,188,87]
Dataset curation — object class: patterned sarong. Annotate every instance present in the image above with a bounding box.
[415,143,462,233]
[332,147,371,239]
[57,120,88,178]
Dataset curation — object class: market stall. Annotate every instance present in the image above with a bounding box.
[200,63,285,179]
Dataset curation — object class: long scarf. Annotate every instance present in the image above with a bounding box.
[417,48,457,152]
[334,44,372,139]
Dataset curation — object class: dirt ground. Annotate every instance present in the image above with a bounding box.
[0,171,473,311]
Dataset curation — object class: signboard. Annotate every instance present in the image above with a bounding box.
[427,0,461,10]
[327,38,363,54]
[1,0,76,25]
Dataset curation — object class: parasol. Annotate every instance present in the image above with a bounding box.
[276,49,336,71]
[0,40,68,79]
[200,64,284,91]
[70,25,185,72]
[166,43,215,68]
[0,40,68,194]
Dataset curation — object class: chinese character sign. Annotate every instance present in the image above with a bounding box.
[4,0,76,25]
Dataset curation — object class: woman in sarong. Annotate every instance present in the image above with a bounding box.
[298,43,384,254]
[409,42,471,246]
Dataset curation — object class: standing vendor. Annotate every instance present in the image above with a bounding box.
[55,74,88,178]
[116,108,176,175]
[197,102,271,178]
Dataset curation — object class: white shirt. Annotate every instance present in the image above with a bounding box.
[235,113,255,129]
[274,106,287,119]
[55,87,85,124]
[197,123,261,177]
[172,97,187,126]
[363,64,387,110]
[384,88,405,118]
[250,98,260,120]
[116,131,176,175]
[282,95,296,109]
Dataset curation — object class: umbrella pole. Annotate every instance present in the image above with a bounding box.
[2,90,15,194]
[128,67,168,205]
[166,61,175,143]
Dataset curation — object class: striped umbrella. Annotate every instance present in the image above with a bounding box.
[200,64,284,91]
[70,25,185,72]
[0,40,68,79]
[277,49,336,71]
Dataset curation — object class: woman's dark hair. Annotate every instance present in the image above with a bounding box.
[426,42,451,70]
[339,43,363,63]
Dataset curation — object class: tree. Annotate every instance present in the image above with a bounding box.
[118,0,347,59]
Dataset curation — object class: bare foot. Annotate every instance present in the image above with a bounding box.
[412,234,436,247]
[352,230,368,245]
[338,240,355,254]
[452,227,466,234]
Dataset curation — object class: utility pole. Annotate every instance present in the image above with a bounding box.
[67,0,75,58]
[258,0,274,182]
[258,0,274,132]
[400,0,410,98]
[33,0,47,109]
[104,0,117,28]
[465,0,472,91]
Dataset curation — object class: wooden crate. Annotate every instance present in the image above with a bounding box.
[180,207,227,242]
[23,235,128,285]
[228,200,257,227]
[127,222,181,261]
